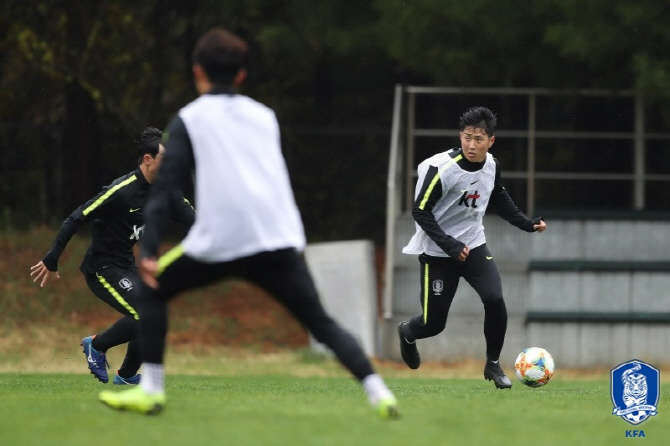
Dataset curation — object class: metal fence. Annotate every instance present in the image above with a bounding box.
[384,85,670,320]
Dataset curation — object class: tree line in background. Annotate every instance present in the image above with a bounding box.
[2,0,670,243]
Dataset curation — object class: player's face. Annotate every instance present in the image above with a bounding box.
[145,144,166,184]
[459,126,494,163]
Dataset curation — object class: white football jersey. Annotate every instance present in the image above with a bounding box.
[403,149,496,257]
[178,94,306,262]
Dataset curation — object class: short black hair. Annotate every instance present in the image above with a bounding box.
[458,106,497,136]
[136,126,162,165]
[192,28,249,85]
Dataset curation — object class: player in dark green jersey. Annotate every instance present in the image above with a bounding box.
[30,127,195,384]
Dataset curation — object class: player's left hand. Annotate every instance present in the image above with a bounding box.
[534,220,547,233]
[139,257,159,289]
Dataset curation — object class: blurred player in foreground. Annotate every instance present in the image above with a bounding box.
[397,106,546,389]
[30,127,195,384]
[98,27,399,420]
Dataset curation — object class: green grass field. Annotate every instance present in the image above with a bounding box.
[1,369,667,446]
[2,230,668,445]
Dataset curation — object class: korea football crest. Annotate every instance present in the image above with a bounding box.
[611,360,659,425]
[119,277,134,291]
[432,279,443,296]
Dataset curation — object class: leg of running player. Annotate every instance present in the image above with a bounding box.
[83,267,143,383]
[461,244,506,361]
[405,254,460,340]
[245,248,398,418]
[461,244,511,388]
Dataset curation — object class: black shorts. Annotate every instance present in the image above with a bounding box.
[84,266,143,320]
[138,246,374,379]
[153,247,330,329]
[418,243,503,324]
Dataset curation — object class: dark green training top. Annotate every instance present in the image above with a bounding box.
[42,168,195,274]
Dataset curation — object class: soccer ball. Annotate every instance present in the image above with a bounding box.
[514,347,555,388]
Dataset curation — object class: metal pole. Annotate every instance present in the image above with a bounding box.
[405,92,416,211]
[384,84,404,319]
[527,94,537,216]
[633,95,645,210]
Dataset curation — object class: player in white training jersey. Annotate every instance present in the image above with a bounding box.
[398,106,547,389]
[98,27,398,419]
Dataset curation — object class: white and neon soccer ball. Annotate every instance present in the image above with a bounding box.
[514,347,555,388]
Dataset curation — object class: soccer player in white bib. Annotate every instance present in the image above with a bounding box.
[98,27,398,419]
[398,106,547,389]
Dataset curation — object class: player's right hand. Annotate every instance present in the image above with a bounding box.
[457,245,470,262]
[139,257,159,289]
[29,261,60,287]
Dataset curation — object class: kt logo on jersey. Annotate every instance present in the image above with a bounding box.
[611,360,659,425]
[458,190,480,208]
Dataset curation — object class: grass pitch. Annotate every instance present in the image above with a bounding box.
[0,371,667,446]
[1,229,667,444]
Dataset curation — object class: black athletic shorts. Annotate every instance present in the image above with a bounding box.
[84,266,143,320]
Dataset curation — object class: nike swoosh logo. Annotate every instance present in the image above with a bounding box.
[486,256,493,260]
[470,180,479,185]
[129,208,141,213]
[86,344,95,364]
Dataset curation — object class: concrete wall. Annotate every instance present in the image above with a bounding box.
[530,219,669,260]
[304,240,377,357]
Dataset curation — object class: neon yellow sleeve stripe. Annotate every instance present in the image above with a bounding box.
[419,173,441,210]
[96,273,139,320]
[82,175,137,216]
[157,244,184,275]
[422,263,429,324]
[417,154,462,211]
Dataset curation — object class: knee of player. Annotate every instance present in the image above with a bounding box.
[482,293,506,308]
[423,320,447,336]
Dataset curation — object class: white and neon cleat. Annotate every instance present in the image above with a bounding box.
[375,396,400,420]
[99,386,166,415]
